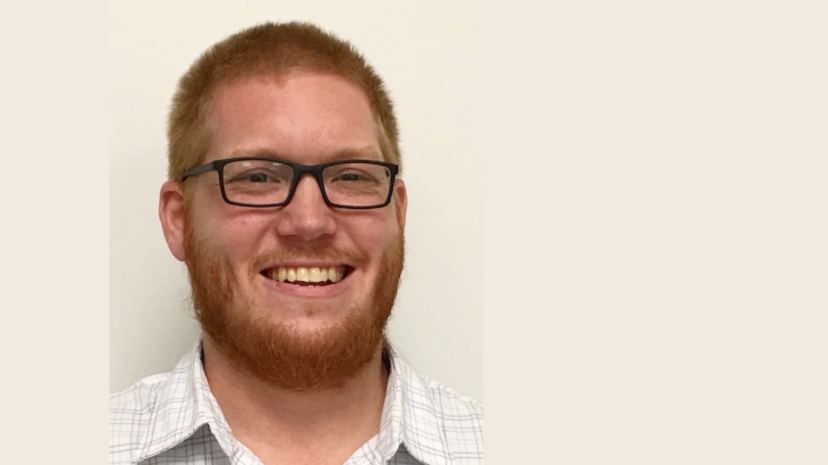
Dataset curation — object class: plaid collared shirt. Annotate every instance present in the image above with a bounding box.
[110,342,484,465]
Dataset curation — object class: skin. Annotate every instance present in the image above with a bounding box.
[158,72,407,465]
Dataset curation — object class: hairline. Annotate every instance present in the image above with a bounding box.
[175,67,398,183]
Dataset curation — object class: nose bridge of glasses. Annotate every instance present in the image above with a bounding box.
[290,166,329,205]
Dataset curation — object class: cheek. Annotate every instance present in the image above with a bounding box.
[347,214,401,255]
[220,221,268,259]
[195,210,269,265]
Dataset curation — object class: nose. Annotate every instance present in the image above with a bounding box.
[274,174,336,241]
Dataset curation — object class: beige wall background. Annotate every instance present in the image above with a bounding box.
[109,2,485,401]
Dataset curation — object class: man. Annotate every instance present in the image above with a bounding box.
[109,21,483,465]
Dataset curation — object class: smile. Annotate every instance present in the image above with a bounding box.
[262,266,352,285]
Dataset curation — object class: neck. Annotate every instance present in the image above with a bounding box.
[201,334,389,465]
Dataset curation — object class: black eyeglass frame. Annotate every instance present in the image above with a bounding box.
[179,157,400,210]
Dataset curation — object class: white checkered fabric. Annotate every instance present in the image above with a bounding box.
[110,342,483,464]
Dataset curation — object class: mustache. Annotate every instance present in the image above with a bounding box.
[249,246,367,273]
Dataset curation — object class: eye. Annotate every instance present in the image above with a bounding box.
[226,169,285,185]
[246,172,273,183]
[337,172,366,182]
[329,168,379,184]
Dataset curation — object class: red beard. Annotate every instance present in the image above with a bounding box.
[184,217,404,391]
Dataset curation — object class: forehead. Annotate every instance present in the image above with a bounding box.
[205,72,381,163]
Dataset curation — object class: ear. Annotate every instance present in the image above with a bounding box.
[393,177,407,231]
[159,180,187,261]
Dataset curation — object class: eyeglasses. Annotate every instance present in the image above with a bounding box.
[180,157,400,209]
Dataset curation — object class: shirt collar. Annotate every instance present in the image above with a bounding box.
[377,345,456,465]
[137,341,456,465]
[136,341,235,461]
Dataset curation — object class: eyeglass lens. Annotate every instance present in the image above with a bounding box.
[222,160,392,207]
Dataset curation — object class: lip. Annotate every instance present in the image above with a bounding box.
[264,262,352,269]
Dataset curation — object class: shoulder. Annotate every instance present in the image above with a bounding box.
[110,372,172,422]
[423,376,484,460]
[391,351,484,464]
[422,376,485,424]
[109,373,171,465]
[390,349,484,424]
[415,376,484,464]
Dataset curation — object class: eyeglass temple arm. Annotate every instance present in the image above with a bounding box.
[179,162,218,181]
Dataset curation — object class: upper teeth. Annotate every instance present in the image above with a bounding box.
[270,267,343,283]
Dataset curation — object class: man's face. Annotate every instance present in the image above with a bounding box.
[160,72,407,390]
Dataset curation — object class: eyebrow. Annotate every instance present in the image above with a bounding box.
[226,146,383,162]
